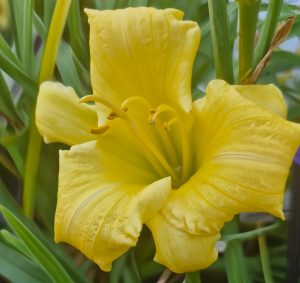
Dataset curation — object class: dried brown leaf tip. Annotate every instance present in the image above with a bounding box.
[244,16,295,84]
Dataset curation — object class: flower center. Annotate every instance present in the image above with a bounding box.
[80,94,193,188]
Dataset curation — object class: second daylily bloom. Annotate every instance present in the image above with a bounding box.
[36,7,300,273]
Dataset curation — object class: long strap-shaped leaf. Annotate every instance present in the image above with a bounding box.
[0,206,73,283]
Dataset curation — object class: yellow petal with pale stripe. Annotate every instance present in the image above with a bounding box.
[85,7,200,112]
[36,82,98,145]
[55,141,171,271]
[147,213,219,273]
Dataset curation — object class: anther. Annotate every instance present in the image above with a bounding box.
[91,124,109,134]
[107,112,118,120]
[148,111,157,125]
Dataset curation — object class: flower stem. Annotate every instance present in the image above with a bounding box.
[238,0,260,83]
[23,0,71,218]
[208,0,234,84]
[253,0,283,67]
[258,229,274,283]
[185,271,201,283]
[223,218,250,283]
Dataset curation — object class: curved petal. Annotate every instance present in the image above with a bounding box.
[232,84,287,118]
[85,7,200,112]
[147,213,219,273]
[155,80,300,242]
[36,82,98,145]
[55,141,171,271]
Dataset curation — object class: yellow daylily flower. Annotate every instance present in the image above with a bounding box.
[36,7,300,273]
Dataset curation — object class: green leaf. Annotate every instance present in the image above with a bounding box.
[0,241,51,283]
[0,34,36,92]
[221,222,281,242]
[67,0,89,66]
[185,272,201,283]
[122,251,142,283]
[43,0,56,30]
[0,229,30,258]
[0,180,92,283]
[208,0,234,83]
[0,149,20,178]
[222,218,251,283]
[0,71,18,120]
[0,206,74,283]
[9,0,34,74]
[57,42,86,96]
[110,253,129,283]
[267,51,300,72]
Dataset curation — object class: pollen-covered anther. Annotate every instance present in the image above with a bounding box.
[107,112,118,120]
[163,121,170,130]
[91,124,109,134]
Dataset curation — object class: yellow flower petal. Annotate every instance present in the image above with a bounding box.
[233,84,287,118]
[55,141,171,271]
[36,82,98,145]
[147,213,219,273]
[154,80,300,241]
[85,7,200,112]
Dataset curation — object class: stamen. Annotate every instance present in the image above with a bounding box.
[80,94,181,186]
[121,96,152,111]
[91,125,109,134]
[107,112,118,120]
[151,104,178,125]
[165,117,191,182]
[79,95,126,119]
[156,119,179,171]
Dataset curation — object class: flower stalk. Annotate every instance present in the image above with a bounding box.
[23,0,71,217]
[208,0,234,84]
[237,0,260,82]
[185,271,201,283]
[258,229,274,283]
